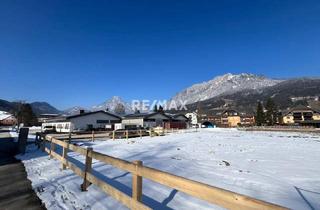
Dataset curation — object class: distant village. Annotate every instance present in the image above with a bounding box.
[1,99,320,132]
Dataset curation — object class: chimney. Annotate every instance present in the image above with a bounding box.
[80,110,85,114]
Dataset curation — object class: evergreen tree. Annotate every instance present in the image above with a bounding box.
[17,103,38,126]
[255,101,265,126]
[158,105,164,113]
[265,98,277,125]
[153,105,158,112]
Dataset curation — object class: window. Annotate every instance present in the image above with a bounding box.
[97,120,109,123]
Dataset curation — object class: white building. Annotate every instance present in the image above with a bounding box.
[42,110,121,132]
[185,112,198,125]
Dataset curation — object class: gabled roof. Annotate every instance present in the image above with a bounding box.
[290,104,313,112]
[283,104,320,116]
[0,114,14,121]
[66,110,121,120]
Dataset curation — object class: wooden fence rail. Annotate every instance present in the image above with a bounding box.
[42,135,288,210]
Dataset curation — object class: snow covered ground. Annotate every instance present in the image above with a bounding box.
[17,128,320,210]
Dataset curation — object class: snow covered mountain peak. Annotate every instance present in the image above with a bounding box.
[92,96,133,114]
[170,73,282,105]
[63,106,88,115]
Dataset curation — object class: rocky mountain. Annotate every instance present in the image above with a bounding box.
[185,78,320,114]
[92,96,133,114]
[170,73,282,105]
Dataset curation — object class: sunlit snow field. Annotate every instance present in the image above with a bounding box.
[18,128,320,210]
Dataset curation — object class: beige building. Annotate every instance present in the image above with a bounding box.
[200,109,242,128]
[282,105,320,126]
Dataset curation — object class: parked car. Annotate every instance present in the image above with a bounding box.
[42,125,56,134]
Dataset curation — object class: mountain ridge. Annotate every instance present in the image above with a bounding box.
[2,73,320,116]
[170,73,283,105]
[185,78,320,114]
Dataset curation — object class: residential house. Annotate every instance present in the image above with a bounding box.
[199,109,244,128]
[42,110,121,132]
[282,105,320,127]
[0,111,17,126]
[122,112,171,129]
[164,114,189,129]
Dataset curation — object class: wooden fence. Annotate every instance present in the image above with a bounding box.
[40,135,288,210]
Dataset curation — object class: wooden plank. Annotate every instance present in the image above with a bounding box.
[68,143,87,156]
[45,148,66,164]
[138,166,287,210]
[51,133,111,141]
[68,161,85,178]
[132,161,143,202]
[86,172,150,210]
[90,151,136,173]
[48,136,87,156]
[51,137,68,148]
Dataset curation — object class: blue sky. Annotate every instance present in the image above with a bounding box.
[1,0,320,109]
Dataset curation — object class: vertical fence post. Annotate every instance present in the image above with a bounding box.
[35,133,39,147]
[49,137,55,159]
[92,130,95,142]
[68,132,72,144]
[62,141,69,170]
[112,130,115,140]
[126,130,129,139]
[132,160,143,203]
[40,135,45,152]
[139,130,142,138]
[81,147,93,191]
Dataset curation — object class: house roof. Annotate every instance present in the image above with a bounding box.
[124,112,171,120]
[0,114,13,121]
[203,109,240,117]
[66,110,121,120]
[170,114,189,121]
[283,104,320,116]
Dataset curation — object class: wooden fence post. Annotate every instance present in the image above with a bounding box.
[92,130,95,142]
[139,130,142,138]
[35,133,38,147]
[132,160,143,203]
[112,130,115,140]
[49,137,55,159]
[81,147,93,191]
[62,141,69,170]
[68,132,72,144]
[126,130,128,139]
[41,135,45,152]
